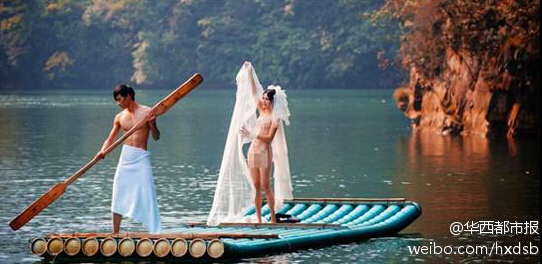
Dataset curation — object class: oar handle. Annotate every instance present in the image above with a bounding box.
[65,157,102,186]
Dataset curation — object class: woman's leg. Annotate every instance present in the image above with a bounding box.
[249,166,262,223]
[260,150,276,223]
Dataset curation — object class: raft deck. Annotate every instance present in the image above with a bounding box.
[31,198,421,262]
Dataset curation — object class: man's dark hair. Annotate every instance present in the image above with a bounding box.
[113,84,135,101]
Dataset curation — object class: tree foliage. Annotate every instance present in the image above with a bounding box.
[376,0,539,92]
[0,0,401,90]
[376,0,539,137]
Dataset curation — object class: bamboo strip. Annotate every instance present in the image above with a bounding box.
[45,232,278,240]
[218,222,345,229]
[318,204,355,224]
[288,197,406,204]
[346,205,386,226]
[285,203,309,217]
[295,204,324,220]
[303,204,339,224]
[334,205,370,225]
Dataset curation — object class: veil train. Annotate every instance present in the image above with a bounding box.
[207,63,292,226]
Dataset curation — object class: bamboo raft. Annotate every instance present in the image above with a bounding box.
[31,198,421,262]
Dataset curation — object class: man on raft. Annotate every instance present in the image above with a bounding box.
[95,84,162,234]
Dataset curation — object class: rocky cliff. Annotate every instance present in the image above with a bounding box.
[394,48,539,138]
[380,0,539,138]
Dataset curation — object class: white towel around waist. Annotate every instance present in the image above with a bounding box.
[111,144,161,233]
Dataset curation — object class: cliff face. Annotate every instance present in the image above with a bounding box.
[394,47,539,138]
[384,0,540,138]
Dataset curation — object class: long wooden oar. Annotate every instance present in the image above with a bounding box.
[9,73,203,231]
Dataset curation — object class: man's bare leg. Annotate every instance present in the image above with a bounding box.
[112,213,122,234]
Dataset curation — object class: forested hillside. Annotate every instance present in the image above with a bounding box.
[0,0,401,90]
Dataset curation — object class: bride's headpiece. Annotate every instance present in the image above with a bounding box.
[268,85,290,126]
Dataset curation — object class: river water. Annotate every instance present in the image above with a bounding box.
[0,89,539,263]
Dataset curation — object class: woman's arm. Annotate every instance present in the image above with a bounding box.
[255,120,279,143]
[244,62,260,106]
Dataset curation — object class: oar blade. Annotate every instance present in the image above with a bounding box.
[9,183,67,231]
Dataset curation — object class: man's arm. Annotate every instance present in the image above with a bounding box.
[147,109,160,141]
[95,114,121,159]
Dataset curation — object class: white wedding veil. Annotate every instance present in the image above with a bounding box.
[207,63,293,226]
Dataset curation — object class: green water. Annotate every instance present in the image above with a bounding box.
[0,89,539,263]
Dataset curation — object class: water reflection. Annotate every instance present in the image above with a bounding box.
[0,90,538,263]
[407,129,490,170]
[402,130,492,228]
[396,129,539,263]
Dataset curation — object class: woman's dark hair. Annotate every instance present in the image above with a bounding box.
[113,84,135,101]
[263,89,276,102]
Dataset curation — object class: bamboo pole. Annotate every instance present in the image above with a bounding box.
[63,237,81,256]
[206,239,225,259]
[188,238,206,258]
[99,237,117,257]
[81,238,99,256]
[171,238,188,257]
[46,237,63,256]
[136,238,153,257]
[117,237,135,257]
[31,238,47,256]
[153,238,171,258]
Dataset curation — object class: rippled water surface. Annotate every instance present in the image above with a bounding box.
[0,89,539,263]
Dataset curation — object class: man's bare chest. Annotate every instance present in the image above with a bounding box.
[119,113,145,131]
